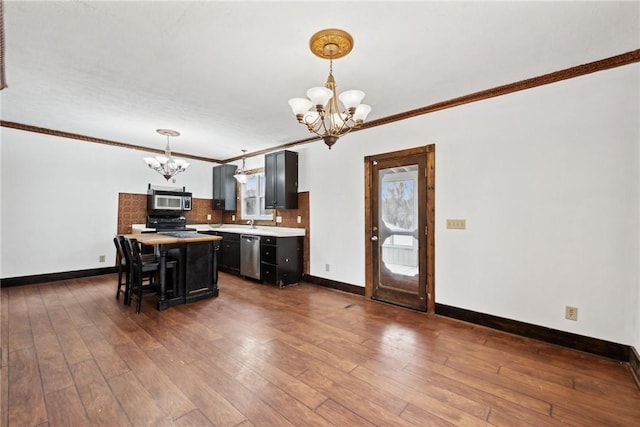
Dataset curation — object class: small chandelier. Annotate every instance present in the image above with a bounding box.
[288,29,371,149]
[233,149,249,183]
[144,129,190,181]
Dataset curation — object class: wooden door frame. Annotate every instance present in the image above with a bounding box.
[364,145,435,312]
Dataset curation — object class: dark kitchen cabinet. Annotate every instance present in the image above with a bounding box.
[184,241,219,302]
[212,164,237,211]
[168,239,220,304]
[217,232,240,275]
[264,150,298,210]
[260,235,303,287]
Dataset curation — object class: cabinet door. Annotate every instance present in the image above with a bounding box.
[185,242,213,296]
[264,152,277,209]
[218,233,240,274]
[212,165,237,211]
[264,150,298,210]
[227,240,241,274]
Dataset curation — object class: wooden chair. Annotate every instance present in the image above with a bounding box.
[113,236,129,302]
[123,237,178,313]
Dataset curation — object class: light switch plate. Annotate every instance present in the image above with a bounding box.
[276,216,282,223]
[447,219,466,230]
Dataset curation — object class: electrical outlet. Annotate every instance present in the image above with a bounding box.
[232,214,236,221]
[276,216,282,223]
[447,219,466,230]
[565,306,578,321]
[99,255,106,263]
[207,214,212,221]
[325,264,330,272]
[297,215,302,224]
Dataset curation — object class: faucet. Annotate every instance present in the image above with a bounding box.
[247,219,255,229]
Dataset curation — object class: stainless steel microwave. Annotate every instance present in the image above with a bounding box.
[147,189,192,212]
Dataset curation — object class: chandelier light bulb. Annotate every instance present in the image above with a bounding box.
[306,86,333,109]
[338,90,365,111]
[353,103,372,123]
[288,98,313,119]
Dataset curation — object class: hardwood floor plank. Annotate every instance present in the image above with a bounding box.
[188,357,298,427]
[298,366,415,426]
[187,334,329,411]
[144,345,247,426]
[350,364,490,424]
[108,370,175,426]
[70,359,131,426]
[399,403,458,427]
[32,333,75,394]
[495,359,640,425]
[114,341,196,420]
[404,360,552,415]
[1,289,9,427]
[8,347,47,426]
[314,399,376,426]
[55,328,93,366]
[4,274,640,426]
[173,409,216,427]
[77,325,130,380]
[205,358,335,427]
[44,385,90,426]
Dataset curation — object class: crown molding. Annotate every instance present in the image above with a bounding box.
[2,49,638,163]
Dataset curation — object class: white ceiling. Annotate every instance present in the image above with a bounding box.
[2,1,638,162]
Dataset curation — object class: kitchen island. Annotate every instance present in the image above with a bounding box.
[123,232,222,310]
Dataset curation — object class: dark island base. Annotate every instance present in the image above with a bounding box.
[157,240,220,311]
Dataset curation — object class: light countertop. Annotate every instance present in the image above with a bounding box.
[132,223,305,237]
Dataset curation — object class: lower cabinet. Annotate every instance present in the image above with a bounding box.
[260,236,303,287]
[218,232,241,275]
[184,241,219,302]
[200,230,304,287]
[169,239,220,305]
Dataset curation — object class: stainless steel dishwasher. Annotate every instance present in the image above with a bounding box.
[240,234,261,279]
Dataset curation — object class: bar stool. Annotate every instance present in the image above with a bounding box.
[123,237,178,313]
[113,236,129,301]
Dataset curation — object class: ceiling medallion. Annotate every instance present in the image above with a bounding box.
[309,28,354,60]
[288,28,371,149]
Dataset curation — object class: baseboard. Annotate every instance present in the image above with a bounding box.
[1,267,117,287]
[303,274,365,296]
[436,303,631,362]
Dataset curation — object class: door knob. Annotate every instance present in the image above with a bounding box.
[371,236,378,241]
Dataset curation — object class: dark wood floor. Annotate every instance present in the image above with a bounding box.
[2,272,639,426]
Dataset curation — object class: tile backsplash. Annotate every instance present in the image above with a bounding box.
[117,193,221,234]
[117,191,310,274]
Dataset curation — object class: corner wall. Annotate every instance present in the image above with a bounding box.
[0,129,215,278]
[297,64,640,349]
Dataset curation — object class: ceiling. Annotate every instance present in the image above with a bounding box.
[2,1,638,163]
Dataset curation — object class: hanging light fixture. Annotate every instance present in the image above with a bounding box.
[144,129,190,181]
[288,29,371,149]
[233,149,249,183]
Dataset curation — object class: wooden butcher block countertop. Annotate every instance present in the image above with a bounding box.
[123,232,223,245]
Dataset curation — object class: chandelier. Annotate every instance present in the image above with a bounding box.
[288,29,371,149]
[144,129,190,181]
[233,150,249,183]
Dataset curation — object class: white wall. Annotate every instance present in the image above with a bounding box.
[298,65,639,348]
[1,65,638,350]
[0,129,215,278]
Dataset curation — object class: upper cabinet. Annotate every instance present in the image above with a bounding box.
[212,164,237,211]
[264,150,298,210]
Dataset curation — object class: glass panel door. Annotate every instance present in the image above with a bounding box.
[371,155,427,310]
